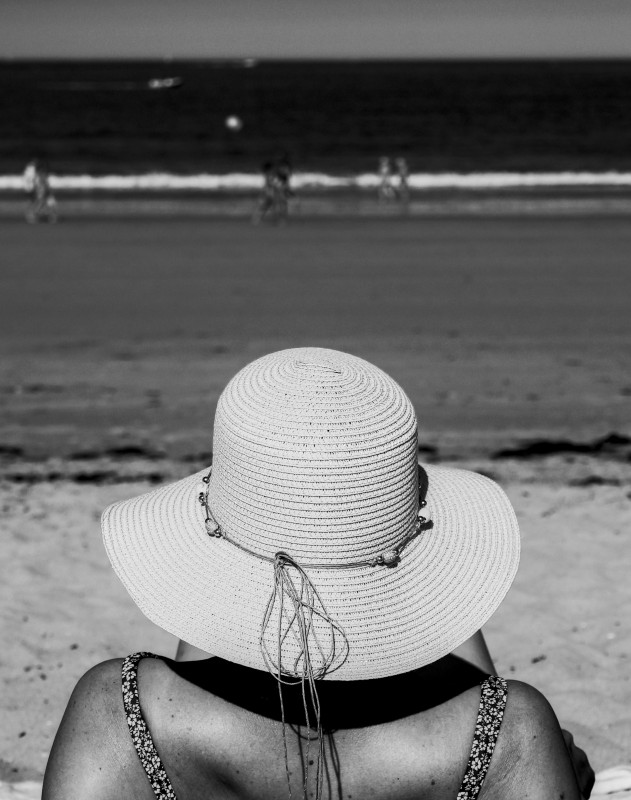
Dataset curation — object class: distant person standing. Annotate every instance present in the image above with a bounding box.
[23,159,38,192]
[274,154,294,223]
[253,156,294,225]
[378,156,395,202]
[35,162,58,223]
[23,159,39,222]
[252,161,278,224]
[24,159,58,223]
[395,157,410,205]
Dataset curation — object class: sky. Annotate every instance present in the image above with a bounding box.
[4,0,631,59]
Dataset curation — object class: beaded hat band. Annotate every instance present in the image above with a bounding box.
[198,465,432,569]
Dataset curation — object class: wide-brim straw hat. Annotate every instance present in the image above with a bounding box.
[103,347,519,681]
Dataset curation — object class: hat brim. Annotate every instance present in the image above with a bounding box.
[102,463,519,680]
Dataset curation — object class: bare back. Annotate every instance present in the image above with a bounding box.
[43,655,581,800]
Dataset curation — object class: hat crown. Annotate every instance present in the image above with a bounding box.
[208,348,419,565]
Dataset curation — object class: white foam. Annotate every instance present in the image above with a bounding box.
[3,171,631,192]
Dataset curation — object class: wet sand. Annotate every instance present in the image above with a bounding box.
[1,216,630,456]
[1,217,630,786]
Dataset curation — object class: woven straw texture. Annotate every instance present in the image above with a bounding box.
[102,348,520,680]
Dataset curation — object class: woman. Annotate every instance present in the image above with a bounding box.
[43,348,592,800]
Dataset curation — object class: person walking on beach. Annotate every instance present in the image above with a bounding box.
[253,157,294,225]
[394,157,410,205]
[23,158,39,222]
[43,347,594,800]
[24,159,58,224]
[252,160,279,224]
[274,153,294,223]
[378,155,395,201]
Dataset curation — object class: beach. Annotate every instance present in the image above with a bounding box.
[1,215,630,787]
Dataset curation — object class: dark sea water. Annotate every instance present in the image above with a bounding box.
[3,59,631,175]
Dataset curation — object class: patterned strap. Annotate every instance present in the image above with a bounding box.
[456,676,508,800]
[122,652,178,800]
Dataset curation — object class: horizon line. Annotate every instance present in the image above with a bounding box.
[3,54,631,62]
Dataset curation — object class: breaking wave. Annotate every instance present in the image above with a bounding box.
[4,171,631,192]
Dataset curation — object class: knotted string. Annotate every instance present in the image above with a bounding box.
[260,551,350,800]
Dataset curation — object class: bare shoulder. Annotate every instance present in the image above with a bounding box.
[65,658,125,715]
[42,658,156,800]
[481,680,581,800]
[500,679,571,743]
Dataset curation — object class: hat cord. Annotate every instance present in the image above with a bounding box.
[260,551,348,800]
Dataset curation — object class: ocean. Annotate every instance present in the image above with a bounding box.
[3,59,631,191]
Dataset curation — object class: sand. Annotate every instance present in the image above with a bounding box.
[0,217,630,791]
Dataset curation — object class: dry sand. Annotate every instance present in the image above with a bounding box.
[0,217,630,789]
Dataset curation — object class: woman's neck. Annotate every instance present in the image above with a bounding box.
[165,653,490,730]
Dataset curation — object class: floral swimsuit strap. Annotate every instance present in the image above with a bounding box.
[456,676,508,800]
[122,652,178,800]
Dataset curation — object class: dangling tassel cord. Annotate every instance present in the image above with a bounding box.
[260,552,349,800]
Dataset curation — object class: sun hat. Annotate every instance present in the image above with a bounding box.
[102,347,520,682]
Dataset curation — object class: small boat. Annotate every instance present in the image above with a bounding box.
[43,77,183,91]
[147,77,183,90]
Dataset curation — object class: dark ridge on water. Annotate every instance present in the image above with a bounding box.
[418,445,439,462]
[569,476,622,487]
[491,432,631,460]
[4,59,631,173]
[5,470,166,485]
[0,445,24,458]
[180,451,214,464]
[69,445,166,461]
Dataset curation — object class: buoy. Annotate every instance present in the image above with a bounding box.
[225,115,243,131]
